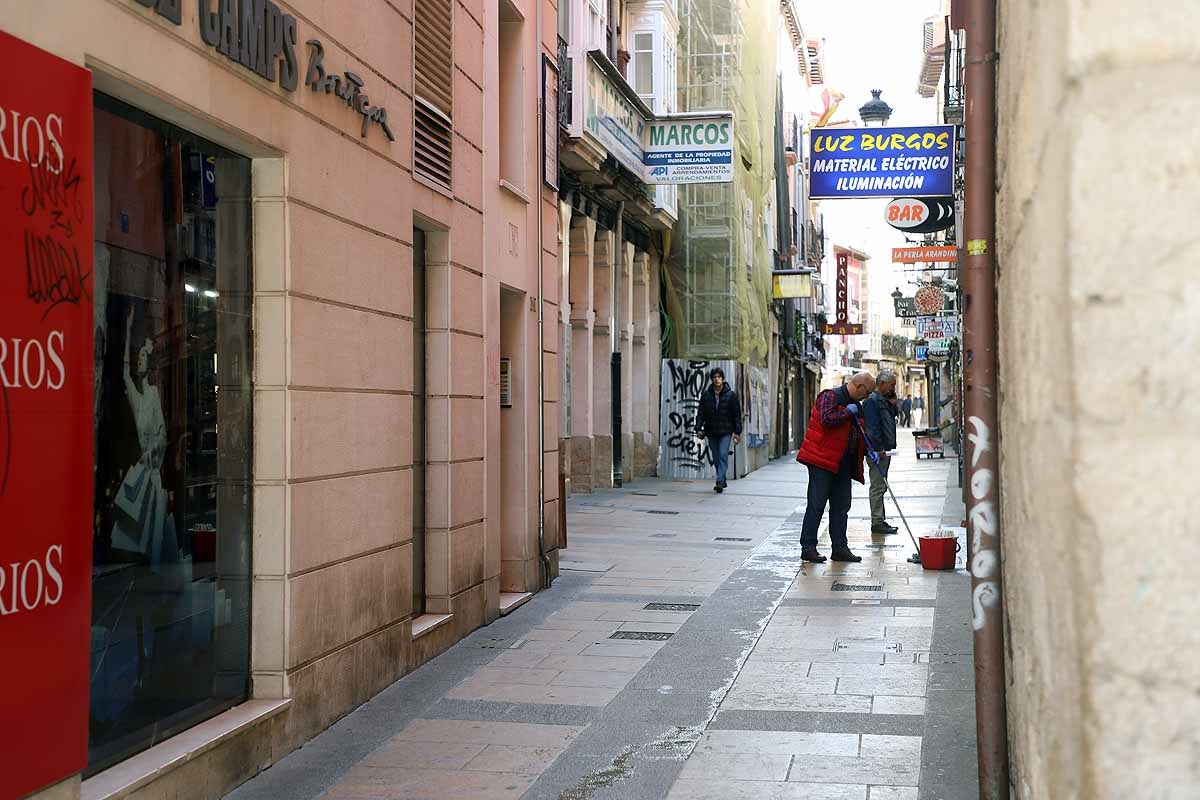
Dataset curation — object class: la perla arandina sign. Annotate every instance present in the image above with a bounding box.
[0,30,94,799]
[134,0,394,141]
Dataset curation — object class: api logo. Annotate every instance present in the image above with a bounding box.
[649,166,668,177]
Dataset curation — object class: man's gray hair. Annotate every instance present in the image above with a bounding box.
[876,369,897,385]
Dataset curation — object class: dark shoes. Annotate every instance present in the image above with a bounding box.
[871,522,899,535]
[801,549,827,563]
[713,480,728,493]
[831,549,863,563]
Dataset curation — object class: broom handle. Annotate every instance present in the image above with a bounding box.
[855,418,923,554]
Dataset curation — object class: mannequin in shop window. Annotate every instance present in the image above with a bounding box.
[109,308,181,571]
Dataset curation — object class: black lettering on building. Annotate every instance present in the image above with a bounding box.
[279,13,299,91]
[199,0,221,45]
[219,0,239,59]
[264,1,283,82]
[239,0,266,73]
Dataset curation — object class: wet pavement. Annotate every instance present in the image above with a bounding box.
[228,434,976,800]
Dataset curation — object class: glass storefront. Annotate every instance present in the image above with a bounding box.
[88,94,254,775]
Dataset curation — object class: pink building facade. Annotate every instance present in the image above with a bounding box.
[0,0,559,797]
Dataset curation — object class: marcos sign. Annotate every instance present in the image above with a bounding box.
[809,125,955,199]
[0,30,94,799]
[584,52,733,185]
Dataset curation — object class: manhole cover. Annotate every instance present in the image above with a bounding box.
[714,536,751,542]
[468,637,525,650]
[609,631,674,641]
[832,583,883,592]
[835,638,902,653]
[650,533,677,538]
[644,602,700,612]
[647,510,680,515]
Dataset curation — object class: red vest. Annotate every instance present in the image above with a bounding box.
[796,391,865,483]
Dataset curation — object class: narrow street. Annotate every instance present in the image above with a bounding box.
[229,437,975,800]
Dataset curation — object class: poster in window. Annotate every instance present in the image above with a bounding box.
[542,55,559,191]
[0,29,95,799]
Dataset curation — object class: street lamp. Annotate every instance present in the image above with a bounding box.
[858,89,893,127]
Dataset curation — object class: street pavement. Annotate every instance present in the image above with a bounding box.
[228,430,976,800]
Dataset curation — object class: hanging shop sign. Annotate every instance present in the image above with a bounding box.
[809,124,955,199]
[913,284,947,315]
[884,197,956,233]
[584,53,733,185]
[915,345,928,361]
[127,0,393,141]
[892,245,958,263]
[772,271,813,300]
[542,55,560,191]
[894,296,918,318]
[0,30,94,800]
[916,316,959,339]
[824,252,863,335]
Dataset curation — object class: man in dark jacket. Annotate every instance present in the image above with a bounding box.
[901,395,912,427]
[795,371,876,563]
[863,370,900,534]
[695,367,742,493]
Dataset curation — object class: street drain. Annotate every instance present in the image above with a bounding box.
[650,533,677,538]
[644,602,700,612]
[609,631,674,641]
[632,492,658,496]
[714,536,751,542]
[835,638,903,653]
[832,583,883,592]
[646,510,679,515]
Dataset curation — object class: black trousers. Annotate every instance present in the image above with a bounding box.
[800,464,853,551]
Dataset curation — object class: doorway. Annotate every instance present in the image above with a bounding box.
[412,228,427,616]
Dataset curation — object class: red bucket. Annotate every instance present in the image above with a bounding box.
[919,536,960,570]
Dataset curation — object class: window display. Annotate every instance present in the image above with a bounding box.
[88,95,253,774]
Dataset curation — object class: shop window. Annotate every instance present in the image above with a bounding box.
[88,94,253,775]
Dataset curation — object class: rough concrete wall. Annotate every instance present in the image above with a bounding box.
[998,2,1200,798]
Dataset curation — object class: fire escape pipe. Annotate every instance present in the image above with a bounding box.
[962,0,1008,797]
[536,0,552,590]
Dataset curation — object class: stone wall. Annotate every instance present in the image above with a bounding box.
[997,2,1200,797]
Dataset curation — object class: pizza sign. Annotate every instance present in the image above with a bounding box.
[913,284,945,315]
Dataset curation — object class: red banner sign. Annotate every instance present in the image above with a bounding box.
[824,251,863,335]
[0,30,94,798]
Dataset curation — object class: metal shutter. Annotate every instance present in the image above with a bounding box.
[414,0,453,186]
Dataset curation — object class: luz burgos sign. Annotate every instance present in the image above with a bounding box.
[809,124,955,199]
[134,0,393,141]
[0,30,94,800]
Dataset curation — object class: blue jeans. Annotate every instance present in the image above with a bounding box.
[708,434,732,484]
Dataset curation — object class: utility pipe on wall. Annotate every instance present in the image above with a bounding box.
[962,0,1008,796]
[535,0,552,590]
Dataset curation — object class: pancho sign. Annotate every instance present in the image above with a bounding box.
[809,124,955,199]
[0,30,94,799]
[584,53,733,185]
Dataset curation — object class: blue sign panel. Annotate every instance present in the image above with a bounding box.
[915,345,929,361]
[809,124,955,199]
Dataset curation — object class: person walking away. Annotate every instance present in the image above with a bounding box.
[695,367,742,493]
[795,371,876,563]
[864,371,900,535]
[912,394,925,429]
[901,394,912,428]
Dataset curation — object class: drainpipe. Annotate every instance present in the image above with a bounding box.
[962,0,1008,796]
[536,0,552,590]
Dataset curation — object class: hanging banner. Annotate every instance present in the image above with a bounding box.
[824,252,863,335]
[644,114,734,184]
[916,316,959,339]
[584,53,733,185]
[809,124,955,199]
[0,30,94,800]
[772,272,813,299]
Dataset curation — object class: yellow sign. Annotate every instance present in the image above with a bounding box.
[773,273,812,300]
[967,238,988,255]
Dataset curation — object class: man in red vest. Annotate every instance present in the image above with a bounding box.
[796,371,877,563]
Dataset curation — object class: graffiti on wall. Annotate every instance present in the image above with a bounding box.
[658,359,736,479]
[746,366,770,449]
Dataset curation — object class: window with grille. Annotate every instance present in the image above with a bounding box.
[414,0,453,187]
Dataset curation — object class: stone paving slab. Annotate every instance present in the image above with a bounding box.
[226,452,976,800]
